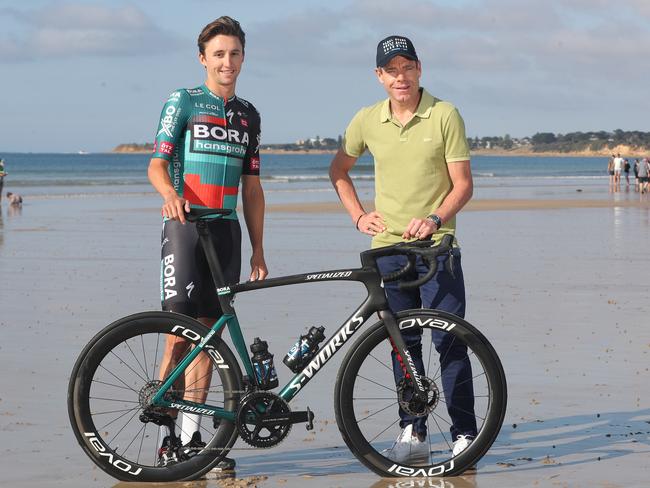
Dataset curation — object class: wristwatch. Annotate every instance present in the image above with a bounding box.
[426,214,442,229]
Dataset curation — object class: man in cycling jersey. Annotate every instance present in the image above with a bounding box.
[329,35,476,463]
[148,16,267,470]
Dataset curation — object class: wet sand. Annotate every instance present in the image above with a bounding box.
[264,198,650,214]
[0,193,649,488]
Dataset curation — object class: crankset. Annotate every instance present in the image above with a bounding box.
[397,376,439,417]
[235,391,314,448]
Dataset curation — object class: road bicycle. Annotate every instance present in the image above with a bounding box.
[68,208,506,481]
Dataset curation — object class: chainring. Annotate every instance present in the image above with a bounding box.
[235,391,292,448]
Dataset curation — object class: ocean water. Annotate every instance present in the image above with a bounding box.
[0,151,616,203]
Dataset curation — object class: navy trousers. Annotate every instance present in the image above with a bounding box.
[377,250,478,439]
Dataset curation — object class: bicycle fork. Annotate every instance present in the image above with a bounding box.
[380,310,429,404]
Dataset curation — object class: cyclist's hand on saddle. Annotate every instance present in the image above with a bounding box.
[357,211,386,236]
[161,194,190,224]
[402,216,439,240]
[249,251,268,281]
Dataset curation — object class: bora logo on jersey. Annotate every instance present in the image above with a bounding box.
[190,115,247,157]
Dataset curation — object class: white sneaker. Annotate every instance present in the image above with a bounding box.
[452,434,473,456]
[382,424,429,464]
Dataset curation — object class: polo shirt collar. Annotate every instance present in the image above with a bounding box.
[380,88,435,123]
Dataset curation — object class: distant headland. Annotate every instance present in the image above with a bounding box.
[113,130,650,157]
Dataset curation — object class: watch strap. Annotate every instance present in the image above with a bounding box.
[427,214,442,228]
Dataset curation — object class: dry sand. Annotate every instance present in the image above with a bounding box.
[0,193,649,488]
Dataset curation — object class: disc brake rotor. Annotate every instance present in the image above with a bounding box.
[397,376,439,417]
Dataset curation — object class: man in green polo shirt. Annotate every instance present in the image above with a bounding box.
[329,35,477,463]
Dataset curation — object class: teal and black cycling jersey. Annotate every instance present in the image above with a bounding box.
[152,84,261,220]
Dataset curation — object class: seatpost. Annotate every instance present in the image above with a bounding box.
[195,220,234,313]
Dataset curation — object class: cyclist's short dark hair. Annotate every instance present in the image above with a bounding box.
[198,16,246,55]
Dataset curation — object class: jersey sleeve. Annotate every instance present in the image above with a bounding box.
[152,89,190,161]
[242,106,261,176]
[443,108,470,163]
[342,108,367,158]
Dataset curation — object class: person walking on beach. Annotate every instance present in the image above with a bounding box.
[614,154,623,191]
[0,158,6,202]
[633,159,640,192]
[607,154,615,187]
[329,35,476,463]
[613,153,623,189]
[148,16,267,470]
[637,157,650,194]
[623,158,631,187]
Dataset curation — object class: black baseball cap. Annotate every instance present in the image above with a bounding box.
[376,35,418,67]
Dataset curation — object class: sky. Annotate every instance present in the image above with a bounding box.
[1,0,649,152]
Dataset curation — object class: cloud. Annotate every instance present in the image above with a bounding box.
[243,0,650,80]
[0,2,184,62]
[239,0,650,138]
[246,8,370,68]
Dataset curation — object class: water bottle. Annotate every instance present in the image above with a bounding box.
[283,326,326,373]
[250,337,278,390]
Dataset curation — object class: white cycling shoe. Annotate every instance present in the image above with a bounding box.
[382,424,429,464]
[452,434,474,456]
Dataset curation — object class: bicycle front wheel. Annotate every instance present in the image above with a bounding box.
[68,311,242,482]
[335,309,506,477]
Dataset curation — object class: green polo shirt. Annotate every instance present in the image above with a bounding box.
[343,88,470,248]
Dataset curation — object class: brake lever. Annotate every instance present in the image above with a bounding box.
[444,250,457,279]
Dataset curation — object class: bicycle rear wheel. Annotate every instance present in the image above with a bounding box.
[335,309,506,477]
[68,311,242,482]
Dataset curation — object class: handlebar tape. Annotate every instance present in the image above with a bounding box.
[185,208,233,222]
[378,234,455,290]
[383,254,416,283]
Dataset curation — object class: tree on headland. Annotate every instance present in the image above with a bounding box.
[503,134,513,150]
[113,130,650,154]
[531,132,557,145]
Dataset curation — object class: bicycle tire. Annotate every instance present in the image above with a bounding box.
[335,309,506,477]
[68,311,242,482]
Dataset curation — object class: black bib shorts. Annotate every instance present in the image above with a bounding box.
[160,219,241,319]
